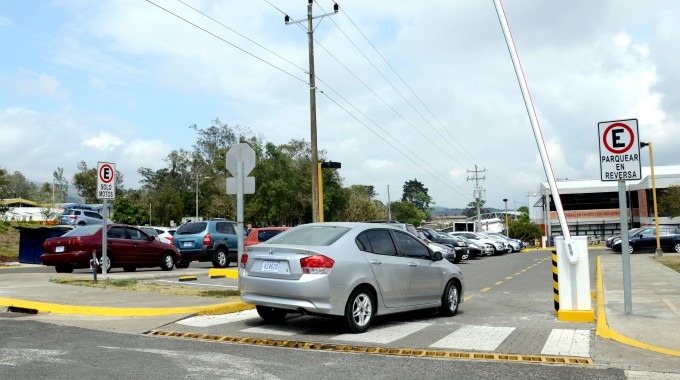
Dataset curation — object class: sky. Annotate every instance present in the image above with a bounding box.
[1,0,679,211]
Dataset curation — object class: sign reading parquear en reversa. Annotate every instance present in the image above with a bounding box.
[598,119,641,182]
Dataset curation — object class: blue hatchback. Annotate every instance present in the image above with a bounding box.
[173,219,244,268]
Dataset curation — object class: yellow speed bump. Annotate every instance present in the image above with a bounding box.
[208,268,239,279]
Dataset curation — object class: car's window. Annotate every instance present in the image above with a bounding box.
[61,225,101,236]
[85,211,101,219]
[267,225,350,246]
[127,228,148,241]
[74,210,81,216]
[362,230,397,256]
[393,230,429,258]
[62,210,75,216]
[405,224,418,235]
[638,228,655,237]
[176,222,207,235]
[419,230,433,239]
[219,222,236,235]
[258,230,284,241]
[108,226,127,239]
[355,232,372,252]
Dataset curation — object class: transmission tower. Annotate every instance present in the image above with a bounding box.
[467,165,486,232]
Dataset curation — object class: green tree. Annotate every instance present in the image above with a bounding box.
[658,185,680,218]
[72,161,97,203]
[338,185,385,221]
[4,171,34,199]
[401,179,432,216]
[464,199,488,218]
[112,196,148,225]
[390,201,426,226]
[508,207,542,244]
[52,167,69,203]
[0,168,8,215]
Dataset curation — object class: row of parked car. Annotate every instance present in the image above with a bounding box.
[605,225,680,254]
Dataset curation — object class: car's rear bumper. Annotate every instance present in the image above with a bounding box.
[240,274,338,315]
[40,251,92,268]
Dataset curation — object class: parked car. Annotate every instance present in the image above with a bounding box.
[139,226,160,240]
[244,227,289,247]
[173,219,245,268]
[606,227,643,248]
[40,224,181,273]
[417,227,461,249]
[417,230,459,263]
[365,220,418,235]
[611,226,680,254]
[240,222,465,333]
[451,235,492,256]
[152,227,176,245]
[59,209,104,226]
[487,233,523,253]
[449,231,506,255]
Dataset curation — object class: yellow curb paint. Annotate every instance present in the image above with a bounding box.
[494,281,503,286]
[480,287,491,293]
[0,296,254,317]
[514,272,521,275]
[464,295,475,302]
[208,268,239,279]
[557,309,594,323]
[505,277,513,280]
[595,256,680,357]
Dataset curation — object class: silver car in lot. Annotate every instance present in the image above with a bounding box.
[239,222,465,333]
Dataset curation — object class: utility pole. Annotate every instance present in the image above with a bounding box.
[467,165,486,232]
[285,1,338,223]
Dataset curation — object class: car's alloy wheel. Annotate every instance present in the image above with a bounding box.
[345,286,374,333]
[160,252,175,271]
[628,245,634,254]
[256,306,288,322]
[213,248,228,268]
[674,242,680,253]
[439,281,459,316]
[98,255,112,273]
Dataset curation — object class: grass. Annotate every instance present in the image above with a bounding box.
[0,221,20,263]
[658,256,680,274]
[49,277,241,298]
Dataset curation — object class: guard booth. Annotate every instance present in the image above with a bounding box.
[17,226,72,264]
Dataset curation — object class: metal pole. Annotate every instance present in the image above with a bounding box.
[308,0,319,223]
[101,199,108,281]
[618,181,632,314]
[317,163,324,222]
[493,0,578,263]
[237,161,244,270]
[647,142,662,258]
[503,198,508,234]
[387,185,391,220]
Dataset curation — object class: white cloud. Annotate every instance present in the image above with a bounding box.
[82,131,125,151]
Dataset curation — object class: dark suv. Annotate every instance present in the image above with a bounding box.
[173,219,243,268]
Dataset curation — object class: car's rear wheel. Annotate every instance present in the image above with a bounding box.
[439,280,460,317]
[175,261,190,269]
[628,245,634,254]
[160,252,175,271]
[123,266,136,272]
[344,286,375,333]
[97,255,112,273]
[256,306,288,322]
[55,264,74,273]
[507,245,514,253]
[674,242,680,253]
[212,248,228,268]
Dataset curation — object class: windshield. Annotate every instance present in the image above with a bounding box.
[267,225,350,246]
[61,225,102,237]
[176,222,207,235]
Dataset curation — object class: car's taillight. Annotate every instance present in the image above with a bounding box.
[167,236,174,244]
[43,241,50,248]
[69,215,77,220]
[300,255,334,274]
[68,237,81,246]
[203,233,211,246]
[240,252,248,268]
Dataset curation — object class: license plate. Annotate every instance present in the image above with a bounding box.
[55,246,64,253]
[261,261,279,272]
[182,241,193,248]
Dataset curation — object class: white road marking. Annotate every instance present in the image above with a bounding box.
[430,325,515,351]
[331,322,431,344]
[176,309,259,327]
[241,325,311,336]
[625,370,680,380]
[541,329,590,357]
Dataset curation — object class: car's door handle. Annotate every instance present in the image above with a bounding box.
[369,260,382,265]
[408,262,418,267]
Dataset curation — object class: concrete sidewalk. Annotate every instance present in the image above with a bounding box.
[597,253,680,356]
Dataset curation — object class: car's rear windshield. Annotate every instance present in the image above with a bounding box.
[176,222,207,235]
[258,229,285,241]
[266,225,350,246]
[61,225,102,237]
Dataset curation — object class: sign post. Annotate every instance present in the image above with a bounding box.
[598,119,641,315]
[97,162,115,280]
[226,144,256,288]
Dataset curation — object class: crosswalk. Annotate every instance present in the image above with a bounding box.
[175,310,592,358]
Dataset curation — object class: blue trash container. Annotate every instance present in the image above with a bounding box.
[17,226,72,264]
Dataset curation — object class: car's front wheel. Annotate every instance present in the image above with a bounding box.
[55,264,74,273]
[674,242,680,253]
[256,306,288,322]
[439,280,460,317]
[344,286,375,333]
[97,255,112,273]
[212,248,228,268]
[160,252,175,271]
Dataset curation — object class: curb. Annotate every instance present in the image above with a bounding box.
[595,256,680,357]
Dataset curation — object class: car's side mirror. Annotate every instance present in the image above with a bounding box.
[431,250,443,261]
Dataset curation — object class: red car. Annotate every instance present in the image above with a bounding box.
[41,224,181,273]
[244,227,289,247]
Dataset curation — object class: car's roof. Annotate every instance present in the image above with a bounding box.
[250,227,289,231]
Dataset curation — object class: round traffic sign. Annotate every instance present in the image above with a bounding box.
[99,163,115,183]
[602,122,635,154]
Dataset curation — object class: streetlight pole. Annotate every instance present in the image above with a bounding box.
[641,141,662,258]
[503,198,508,234]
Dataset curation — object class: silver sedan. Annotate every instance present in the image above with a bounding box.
[239,222,464,333]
